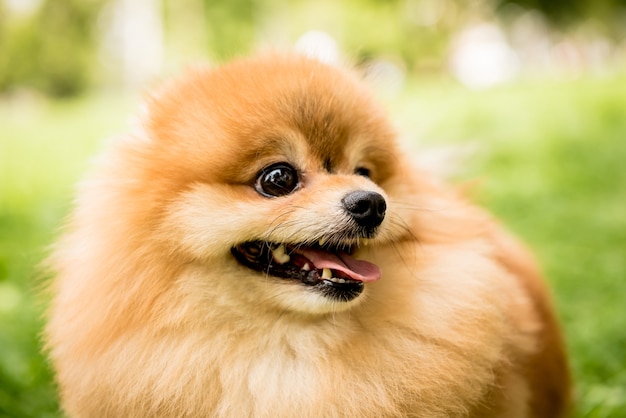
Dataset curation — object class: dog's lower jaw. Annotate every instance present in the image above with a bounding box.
[273,282,368,315]
[222,265,367,316]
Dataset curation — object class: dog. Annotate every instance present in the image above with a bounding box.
[45,53,571,417]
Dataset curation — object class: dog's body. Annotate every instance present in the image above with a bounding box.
[45,54,570,417]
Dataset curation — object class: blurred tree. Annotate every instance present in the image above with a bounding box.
[33,0,106,96]
[1,0,625,97]
[203,0,259,60]
[0,0,106,97]
[495,0,626,31]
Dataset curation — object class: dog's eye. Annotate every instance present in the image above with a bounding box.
[255,163,300,197]
[354,167,371,178]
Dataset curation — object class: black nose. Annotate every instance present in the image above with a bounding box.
[341,191,386,229]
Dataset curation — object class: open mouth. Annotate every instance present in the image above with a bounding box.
[231,240,381,302]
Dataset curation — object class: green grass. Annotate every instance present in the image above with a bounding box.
[1,76,625,417]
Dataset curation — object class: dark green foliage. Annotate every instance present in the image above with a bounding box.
[496,0,626,31]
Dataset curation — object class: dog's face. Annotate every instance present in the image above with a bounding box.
[135,55,410,315]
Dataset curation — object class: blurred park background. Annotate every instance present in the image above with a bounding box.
[1,0,625,416]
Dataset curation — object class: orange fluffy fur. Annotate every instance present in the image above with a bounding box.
[45,53,571,417]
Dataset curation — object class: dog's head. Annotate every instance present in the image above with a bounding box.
[130,54,411,315]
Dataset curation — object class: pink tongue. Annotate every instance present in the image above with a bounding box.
[296,248,381,283]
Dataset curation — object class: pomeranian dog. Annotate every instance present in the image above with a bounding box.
[45,53,571,417]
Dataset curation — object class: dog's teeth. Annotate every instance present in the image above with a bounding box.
[321,268,332,279]
[336,278,346,284]
[318,237,327,246]
[302,263,311,271]
[271,244,290,264]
